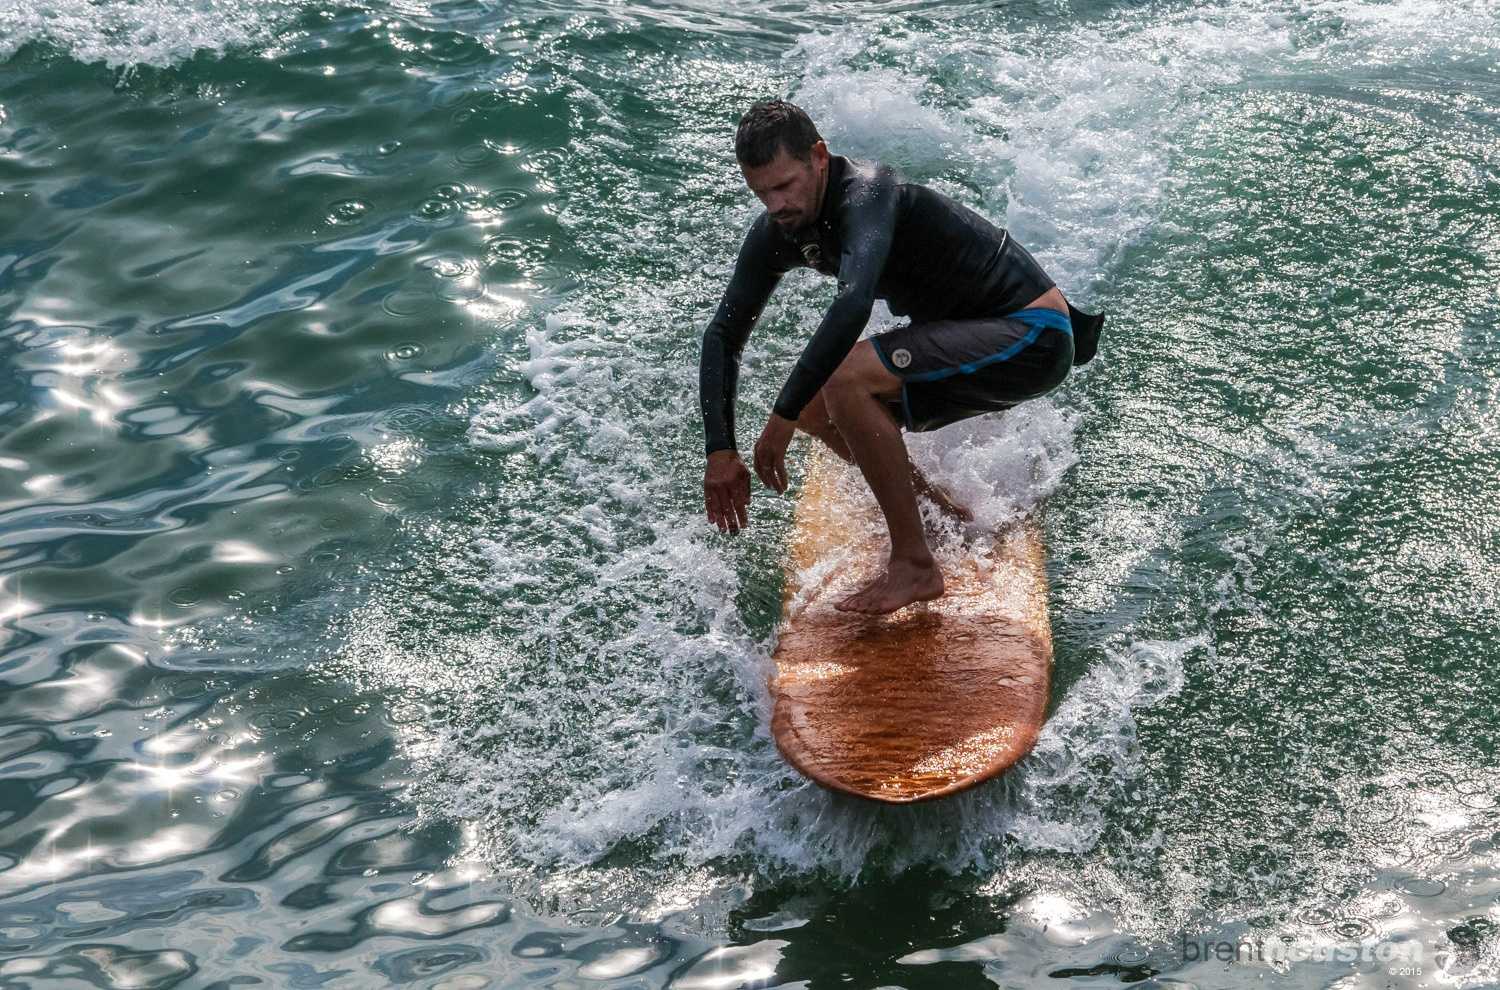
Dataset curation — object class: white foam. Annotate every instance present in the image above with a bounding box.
[1009,634,1204,853]
[789,0,1308,297]
[0,0,298,68]
[1282,0,1500,68]
[908,401,1081,533]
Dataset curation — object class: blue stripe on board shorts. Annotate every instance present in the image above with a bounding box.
[870,307,1075,433]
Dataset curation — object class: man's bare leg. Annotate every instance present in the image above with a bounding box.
[796,393,972,526]
[912,468,973,524]
[807,342,945,614]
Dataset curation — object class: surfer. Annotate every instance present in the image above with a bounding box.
[700,99,1103,615]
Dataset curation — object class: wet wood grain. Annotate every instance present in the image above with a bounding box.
[770,448,1053,803]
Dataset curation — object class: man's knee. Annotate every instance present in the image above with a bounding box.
[796,392,835,435]
[825,340,900,400]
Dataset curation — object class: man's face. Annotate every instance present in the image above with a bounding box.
[741,141,829,232]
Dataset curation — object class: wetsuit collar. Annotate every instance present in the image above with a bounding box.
[814,154,846,227]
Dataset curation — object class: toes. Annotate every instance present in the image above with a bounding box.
[835,591,867,613]
[836,590,877,614]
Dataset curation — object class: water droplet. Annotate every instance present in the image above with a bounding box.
[415,198,456,222]
[1332,918,1375,940]
[421,255,471,279]
[483,237,527,266]
[484,188,527,211]
[1297,905,1336,927]
[327,199,369,225]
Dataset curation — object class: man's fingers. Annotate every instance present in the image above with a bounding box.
[723,489,740,533]
[706,483,741,534]
[763,449,785,493]
[733,478,750,531]
[716,489,735,533]
[752,452,771,490]
[705,484,726,532]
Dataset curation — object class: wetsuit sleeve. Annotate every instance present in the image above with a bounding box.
[771,175,899,422]
[700,215,786,455]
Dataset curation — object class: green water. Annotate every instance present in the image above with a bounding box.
[1,0,1498,986]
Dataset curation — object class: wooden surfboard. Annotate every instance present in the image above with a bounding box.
[770,447,1053,804]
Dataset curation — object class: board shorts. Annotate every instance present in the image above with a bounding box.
[870,306,1074,432]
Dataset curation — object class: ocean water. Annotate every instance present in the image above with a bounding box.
[1,0,1498,986]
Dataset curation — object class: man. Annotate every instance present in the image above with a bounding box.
[700,99,1104,616]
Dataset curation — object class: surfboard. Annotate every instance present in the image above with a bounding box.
[769,446,1053,804]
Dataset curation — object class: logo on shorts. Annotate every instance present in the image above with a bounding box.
[891,348,912,369]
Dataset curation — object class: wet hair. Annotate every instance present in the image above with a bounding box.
[734,99,823,167]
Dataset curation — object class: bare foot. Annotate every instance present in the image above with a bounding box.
[835,557,945,615]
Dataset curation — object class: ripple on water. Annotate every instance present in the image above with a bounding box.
[454,143,496,168]
[1393,875,1448,898]
[519,147,569,191]
[1296,904,1337,927]
[378,405,436,434]
[419,254,484,302]
[6,946,198,987]
[413,182,487,223]
[403,28,487,67]
[381,288,437,319]
[481,235,557,284]
[374,944,487,983]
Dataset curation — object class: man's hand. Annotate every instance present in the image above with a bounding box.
[704,450,751,534]
[754,414,796,495]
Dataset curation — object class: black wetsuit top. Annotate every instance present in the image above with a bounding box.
[699,154,1057,454]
